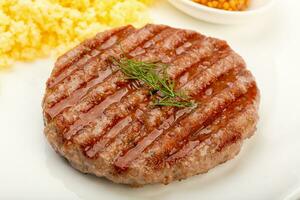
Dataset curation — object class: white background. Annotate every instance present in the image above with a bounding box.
[0,0,299,199]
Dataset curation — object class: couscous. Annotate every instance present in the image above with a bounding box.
[0,0,153,69]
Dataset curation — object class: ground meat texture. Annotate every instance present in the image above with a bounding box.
[42,24,260,186]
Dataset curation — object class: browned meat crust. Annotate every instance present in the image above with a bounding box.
[42,24,260,186]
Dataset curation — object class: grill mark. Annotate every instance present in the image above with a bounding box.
[48,25,168,125]
[110,67,233,166]
[167,37,220,79]
[89,106,190,160]
[114,24,168,55]
[49,25,247,168]
[91,102,150,159]
[82,35,209,131]
[63,88,129,140]
[167,90,257,163]
[89,40,233,162]
[42,25,260,187]
[143,107,175,132]
[83,33,221,159]
[52,70,128,128]
[83,102,150,158]
[142,48,234,131]
[48,28,134,90]
[41,24,260,186]
[216,103,257,150]
[140,69,250,165]
[128,27,197,64]
[73,89,149,145]
[114,69,254,170]
[181,52,245,96]
[99,34,119,50]
[142,69,253,167]
[47,27,199,111]
[175,41,230,88]
[46,35,134,108]
[133,29,200,63]
[46,68,113,118]
[48,25,133,88]
[55,26,200,135]
[52,26,174,129]
[106,51,238,163]
[165,86,257,163]
[99,121,144,163]
[133,38,227,128]
[129,27,175,57]
[85,115,133,158]
[112,106,193,169]
[46,24,167,108]
[136,35,205,66]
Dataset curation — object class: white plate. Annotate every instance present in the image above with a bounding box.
[0,1,300,199]
[168,0,276,24]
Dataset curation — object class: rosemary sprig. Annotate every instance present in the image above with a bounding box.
[110,56,194,108]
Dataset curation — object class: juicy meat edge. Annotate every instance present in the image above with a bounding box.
[42,24,261,186]
[43,91,259,186]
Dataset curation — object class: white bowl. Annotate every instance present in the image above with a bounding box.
[168,0,276,24]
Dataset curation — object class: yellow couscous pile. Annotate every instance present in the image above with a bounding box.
[0,0,153,70]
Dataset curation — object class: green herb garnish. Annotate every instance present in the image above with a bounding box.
[154,97,194,108]
[110,56,194,108]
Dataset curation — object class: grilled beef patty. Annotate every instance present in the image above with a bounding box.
[43,24,260,185]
